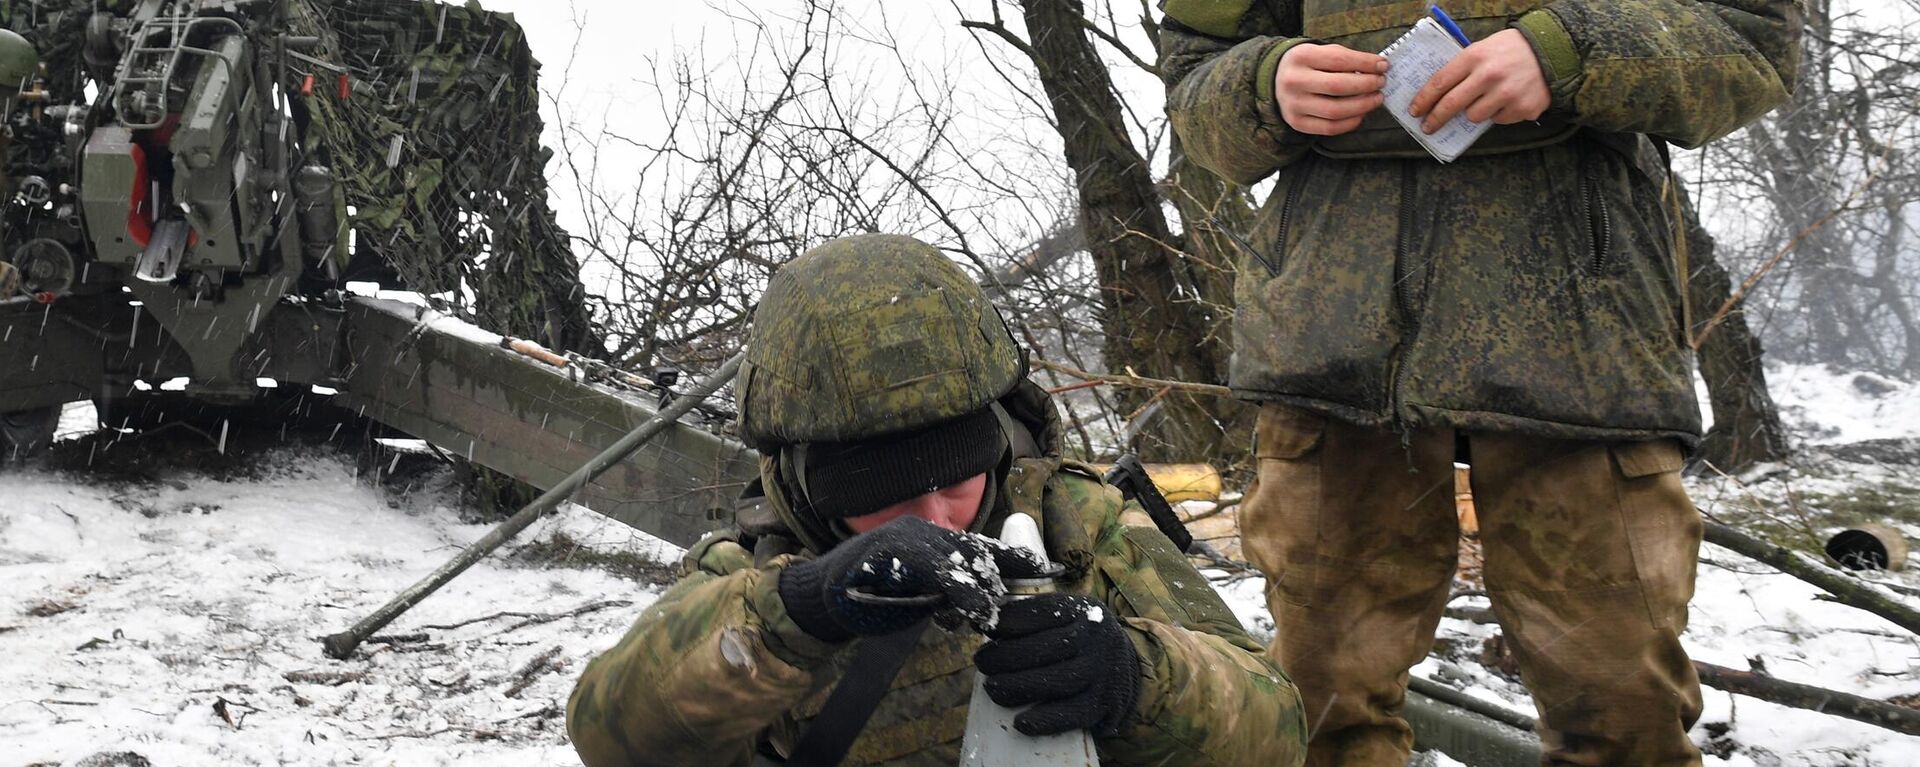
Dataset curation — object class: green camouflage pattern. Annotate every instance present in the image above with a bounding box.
[568,383,1307,766]
[1242,402,1704,763]
[735,234,1025,451]
[1158,0,1801,445]
[284,0,598,352]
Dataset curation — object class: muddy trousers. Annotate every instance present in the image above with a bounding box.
[1241,404,1705,766]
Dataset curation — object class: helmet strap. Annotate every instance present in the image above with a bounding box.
[990,402,1040,461]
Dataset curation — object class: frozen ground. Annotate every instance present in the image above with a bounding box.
[3,361,1918,765]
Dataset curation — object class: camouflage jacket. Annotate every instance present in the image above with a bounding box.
[567,385,1306,766]
[1160,0,1801,445]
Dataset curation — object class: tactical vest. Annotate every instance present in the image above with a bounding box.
[1302,0,1576,159]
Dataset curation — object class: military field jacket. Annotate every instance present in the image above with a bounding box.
[1161,0,1801,445]
[565,463,1306,767]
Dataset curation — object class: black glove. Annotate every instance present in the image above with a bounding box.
[778,517,1044,642]
[974,593,1141,737]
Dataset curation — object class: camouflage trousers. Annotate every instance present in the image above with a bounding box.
[1241,403,1704,766]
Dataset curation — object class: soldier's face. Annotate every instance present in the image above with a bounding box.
[843,473,987,534]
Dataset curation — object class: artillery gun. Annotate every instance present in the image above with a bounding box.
[0,0,757,545]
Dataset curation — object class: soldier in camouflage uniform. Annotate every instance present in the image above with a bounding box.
[1157,0,1800,764]
[566,234,1308,766]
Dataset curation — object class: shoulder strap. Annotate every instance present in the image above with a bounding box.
[767,620,932,767]
[1103,453,1195,553]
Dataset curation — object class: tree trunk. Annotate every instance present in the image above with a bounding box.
[1017,0,1233,463]
[1680,180,1790,471]
[1162,139,1257,470]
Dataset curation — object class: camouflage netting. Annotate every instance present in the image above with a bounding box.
[0,1,92,102]
[289,0,597,353]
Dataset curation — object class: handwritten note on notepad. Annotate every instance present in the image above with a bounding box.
[1380,18,1490,163]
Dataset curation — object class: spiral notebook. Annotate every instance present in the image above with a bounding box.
[1380,17,1490,163]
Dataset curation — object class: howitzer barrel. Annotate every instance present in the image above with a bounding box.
[334,297,758,547]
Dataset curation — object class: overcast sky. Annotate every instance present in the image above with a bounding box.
[463,0,1181,269]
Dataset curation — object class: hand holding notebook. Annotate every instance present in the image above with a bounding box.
[1380,7,1489,162]
[1378,6,1553,162]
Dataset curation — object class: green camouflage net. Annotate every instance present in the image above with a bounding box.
[289,0,596,352]
[0,1,91,102]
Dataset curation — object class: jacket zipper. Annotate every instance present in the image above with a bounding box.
[1582,164,1613,274]
[1389,161,1422,425]
[1263,156,1315,276]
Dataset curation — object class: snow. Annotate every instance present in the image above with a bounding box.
[1746,362,1920,445]
[2,362,1917,764]
[0,449,675,766]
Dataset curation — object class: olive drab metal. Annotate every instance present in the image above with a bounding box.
[958,514,1100,767]
[0,27,35,98]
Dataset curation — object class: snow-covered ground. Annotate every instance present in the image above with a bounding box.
[3,362,1918,765]
[0,445,675,766]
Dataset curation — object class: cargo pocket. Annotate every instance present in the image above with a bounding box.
[1610,438,1701,630]
[1241,404,1327,607]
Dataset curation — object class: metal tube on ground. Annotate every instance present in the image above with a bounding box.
[320,350,745,660]
[1403,684,1541,767]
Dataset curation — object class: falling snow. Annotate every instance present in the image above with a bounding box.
[2,364,1917,764]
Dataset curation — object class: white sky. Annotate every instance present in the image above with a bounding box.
[470,0,1166,272]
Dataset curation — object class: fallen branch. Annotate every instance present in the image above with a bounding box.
[1445,604,1497,625]
[1439,616,1920,737]
[1695,661,1920,736]
[1031,359,1232,398]
[365,632,430,645]
[1704,520,1920,637]
[504,646,564,698]
[415,599,632,633]
[495,703,563,723]
[283,670,367,686]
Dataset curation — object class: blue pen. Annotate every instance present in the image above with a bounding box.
[1428,4,1473,47]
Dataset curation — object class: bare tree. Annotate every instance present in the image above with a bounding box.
[959,0,1252,466]
[1696,0,1920,376]
[1680,178,1792,470]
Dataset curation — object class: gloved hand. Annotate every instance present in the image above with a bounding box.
[974,593,1141,737]
[778,516,1044,642]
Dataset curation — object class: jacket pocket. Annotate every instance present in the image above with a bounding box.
[1580,153,1614,276]
[1251,154,1317,277]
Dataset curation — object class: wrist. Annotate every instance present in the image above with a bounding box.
[1513,9,1581,106]
[1256,38,1313,125]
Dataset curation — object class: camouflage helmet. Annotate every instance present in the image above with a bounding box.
[735,234,1024,451]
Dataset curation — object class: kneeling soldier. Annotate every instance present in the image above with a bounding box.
[567,234,1306,766]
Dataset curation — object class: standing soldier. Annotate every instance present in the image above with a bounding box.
[566,234,1307,766]
[1158,0,1800,764]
